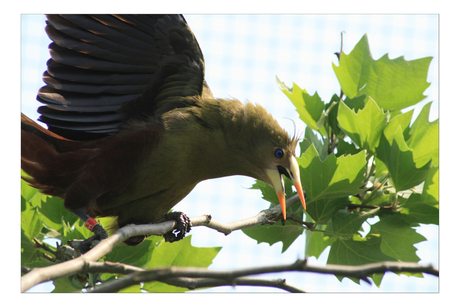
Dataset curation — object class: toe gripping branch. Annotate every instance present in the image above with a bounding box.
[161,211,192,243]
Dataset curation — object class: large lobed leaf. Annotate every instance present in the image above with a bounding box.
[327,236,397,286]
[298,145,367,203]
[406,102,439,168]
[243,222,305,253]
[369,215,426,262]
[376,126,431,192]
[141,236,222,293]
[338,98,389,152]
[277,76,326,135]
[333,34,431,111]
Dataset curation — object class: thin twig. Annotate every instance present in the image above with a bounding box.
[191,194,303,235]
[89,259,438,293]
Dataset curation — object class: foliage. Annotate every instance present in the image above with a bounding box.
[244,34,438,286]
[21,172,222,292]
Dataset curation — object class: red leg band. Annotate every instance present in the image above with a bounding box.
[84,218,99,231]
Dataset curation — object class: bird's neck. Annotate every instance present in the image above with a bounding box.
[157,98,260,183]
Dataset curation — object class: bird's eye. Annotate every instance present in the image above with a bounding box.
[274,148,284,159]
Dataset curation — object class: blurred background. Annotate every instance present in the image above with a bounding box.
[21,14,438,292]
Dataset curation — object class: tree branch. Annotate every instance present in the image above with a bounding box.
[88,259,438,293]
[190,193,302,234]
[159,276,306,293]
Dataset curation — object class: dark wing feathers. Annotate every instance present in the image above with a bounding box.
[44,57,153,85]
[37,14,209,141]
[46,15,160,67]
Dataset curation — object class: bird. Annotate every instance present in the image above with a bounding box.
[21,14,306,249]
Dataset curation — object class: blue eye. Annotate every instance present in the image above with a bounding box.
[274,148,284,158]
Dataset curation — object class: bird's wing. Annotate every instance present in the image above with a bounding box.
[36,14,211,141]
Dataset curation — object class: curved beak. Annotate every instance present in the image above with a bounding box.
[265,156,306,219]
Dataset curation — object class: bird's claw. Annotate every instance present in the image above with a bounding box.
[70,224,108,254]
[162,211,191,242]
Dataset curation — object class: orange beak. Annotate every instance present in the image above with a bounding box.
[266,156,306,219]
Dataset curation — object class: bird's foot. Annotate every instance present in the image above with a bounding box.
[123,212,191,245]
[161,211,191,242]
[69,224,108,254]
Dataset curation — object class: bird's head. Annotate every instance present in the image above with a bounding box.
[244,104,306,219]
[184,98,306,219]
[217,101,307,219]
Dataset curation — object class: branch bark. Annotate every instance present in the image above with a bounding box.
[88,259,438,293]
[158,276,306,293]
[190,193,302,234]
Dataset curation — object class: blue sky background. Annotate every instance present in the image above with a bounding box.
[20,14,439,293]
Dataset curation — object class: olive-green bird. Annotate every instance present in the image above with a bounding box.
[21,14,306,249]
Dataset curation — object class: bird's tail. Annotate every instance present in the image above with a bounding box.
[21,113,88,197]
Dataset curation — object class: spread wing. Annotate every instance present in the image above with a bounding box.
[36,14,213,141]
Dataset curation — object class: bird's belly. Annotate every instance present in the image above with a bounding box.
[95,175,196,227]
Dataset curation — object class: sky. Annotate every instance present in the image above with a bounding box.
[19,14,439,294]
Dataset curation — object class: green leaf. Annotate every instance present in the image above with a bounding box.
[337,98,389,152]
[328,236,397,285]
[21,200,43,240]
[298,145,367,202]
[331,208,379,237]
[21,173,48,208]
[371,55,431,110]
[383,109,414,141]
[406,102,439,167]
[21,230,41,267]
[252,178,303,216]
[147,235,221,268]
[421,166,439,204]
[305,230,334,259]
[143,281,189,293]
[401,194,439,225]
[117,285,143,293]
[322,95,344,138]
[105,236,161,269]
[39,195,77,234]
[328,236,397,266]
[360,189,391,208]
[333,34,431,111]
[277,76,326,133]
[299,126,328,160]
[336,138,360,157]
[369,215,426,262]
[243,222,305,253]
[376,126,431,191]
[143,236,221,293]
[343,95,367,111]
[307,197,350,224]
[51,278,76,293]
[400,166,439,225]
[333,34,375,101]
[248,179,305,252]
[251,180,278,205]
[63,222,93,243]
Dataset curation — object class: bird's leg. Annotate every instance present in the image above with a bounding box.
[159,211,192,242]
[70,209,108,253]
